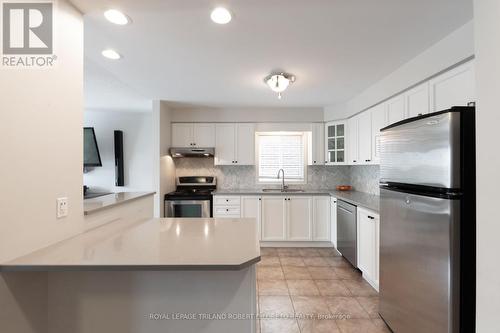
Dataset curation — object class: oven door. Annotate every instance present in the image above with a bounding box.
[165,200,211,218]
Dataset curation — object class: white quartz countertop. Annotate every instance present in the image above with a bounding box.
[0,218,261,272]
[84,192,155,215]
[213,189,380,212]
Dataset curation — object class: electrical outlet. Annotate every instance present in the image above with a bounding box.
[57,197,68,218]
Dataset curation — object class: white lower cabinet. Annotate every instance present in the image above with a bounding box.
[313,196,330,241]
[213,195,241,218]
[357,207,380,290]
[261,196,287,241]
[241,196,261,238]
[214,194,333,242]
[330,197,337,248]
[287,197,313,241]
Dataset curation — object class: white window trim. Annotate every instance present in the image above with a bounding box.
[255,131,308,185]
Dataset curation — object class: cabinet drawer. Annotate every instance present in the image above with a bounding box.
[213,196,241,206]
[214,206,241,217]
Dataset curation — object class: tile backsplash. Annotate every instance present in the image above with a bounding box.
[349,165,380,195]
[173,158,380,195]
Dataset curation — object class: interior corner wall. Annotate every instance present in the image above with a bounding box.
[324,21,475,120]
[473,1,500,331]
[153,101,176,217]
[83,110,154,193]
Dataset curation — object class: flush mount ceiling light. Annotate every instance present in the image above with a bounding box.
[264,72,296,99]
[104,9,131,25]
[101,49,121,60]
[210,7,232,24]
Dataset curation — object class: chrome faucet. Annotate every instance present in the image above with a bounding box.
[277,168,288,192]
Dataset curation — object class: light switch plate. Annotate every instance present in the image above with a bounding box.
[57,197,68,218]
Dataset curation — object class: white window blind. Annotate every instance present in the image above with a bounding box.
[257,133,306,183]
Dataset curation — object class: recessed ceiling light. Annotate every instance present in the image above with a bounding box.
[210,7,232,24]
[101,49,121,60]
[104,9,130,25]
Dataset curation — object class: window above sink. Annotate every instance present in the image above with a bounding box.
[256,132,307,184]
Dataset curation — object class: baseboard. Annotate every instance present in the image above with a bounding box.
[259,241,334,248]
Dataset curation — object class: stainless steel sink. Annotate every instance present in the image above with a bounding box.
[262,188,305,193]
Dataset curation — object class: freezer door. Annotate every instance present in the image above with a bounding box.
[380,111,461,189]
[379,188,460,333]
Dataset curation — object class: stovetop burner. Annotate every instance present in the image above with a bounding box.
[165,176,216,200]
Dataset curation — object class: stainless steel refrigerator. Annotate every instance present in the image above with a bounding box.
[379,107,475,333]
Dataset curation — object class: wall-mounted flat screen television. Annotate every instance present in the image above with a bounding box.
[84,127,102,167]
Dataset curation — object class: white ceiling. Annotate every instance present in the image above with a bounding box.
[74,0,473,109]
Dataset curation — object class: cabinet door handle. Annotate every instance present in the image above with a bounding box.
[368,216,375,220]
[226,209,229,212]
[365,159,371,162]
[226,199,229,202]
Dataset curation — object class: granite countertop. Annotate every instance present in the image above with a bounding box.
[329,190,379,213]
[213,189,380,213]
[84,192,155,215]
[0,218,261,272]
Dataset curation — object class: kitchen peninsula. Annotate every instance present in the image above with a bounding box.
[0,217,261,333]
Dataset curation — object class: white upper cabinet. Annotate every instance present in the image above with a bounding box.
[172,123,194,147]
[429,60,476,112]
[341,60,475,168]
[370,103,388,164]
[287,196,313,241]
[236,123,256,165]
[406,82,430,118]
[215,124,236,165]
[215,123,255,165]
[193,123,215,147]
[387,95,407,125]
[172,123,215,147]
[347,117,359,164]
[358,111,372,164]
[325,121,347,165]
[309,123,325,165]
[312,196,330,241]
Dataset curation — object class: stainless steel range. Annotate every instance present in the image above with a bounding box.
[164,176,216,218]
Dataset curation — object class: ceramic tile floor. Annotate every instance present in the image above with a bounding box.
[256,247,391,333]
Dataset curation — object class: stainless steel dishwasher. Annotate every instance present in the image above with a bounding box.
[337,199,357,267]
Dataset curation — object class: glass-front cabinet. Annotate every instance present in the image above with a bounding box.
[325,120,348,165]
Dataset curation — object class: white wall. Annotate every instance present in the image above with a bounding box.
[0,0,83,263]
[171,106,324,123]
[0,1,83,332]
[325,21,475,120]
[473,1,500,331]
[153,101,176,217]
[83,110,154,193]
